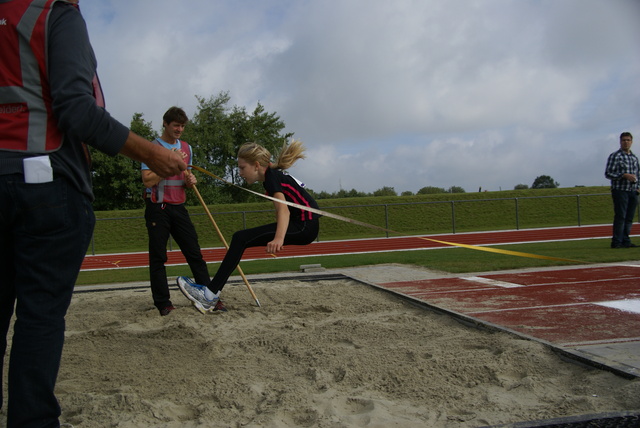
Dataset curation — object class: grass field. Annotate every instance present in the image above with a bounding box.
[89,186,613,254]
[77,185,629,285]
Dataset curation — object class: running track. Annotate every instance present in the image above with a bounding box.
[81,224,627,271]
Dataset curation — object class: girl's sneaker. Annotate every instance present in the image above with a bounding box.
[176,276,217,314]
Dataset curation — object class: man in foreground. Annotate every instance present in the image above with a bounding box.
[0,1,186,426]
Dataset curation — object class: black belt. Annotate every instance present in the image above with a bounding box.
[0,158,25,176]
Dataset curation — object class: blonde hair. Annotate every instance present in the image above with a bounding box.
[238,139,306,171]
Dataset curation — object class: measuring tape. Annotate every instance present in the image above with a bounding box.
[190,165,581,263]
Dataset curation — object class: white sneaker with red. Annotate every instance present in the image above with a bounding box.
[176,276,218,314]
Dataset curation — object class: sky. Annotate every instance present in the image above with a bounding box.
[80,0,640,195]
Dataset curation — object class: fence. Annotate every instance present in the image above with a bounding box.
[88,193,617,255]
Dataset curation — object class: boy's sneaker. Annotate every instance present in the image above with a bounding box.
[159,305,176,316]
[177,276,217,314]
[211,299,227,313]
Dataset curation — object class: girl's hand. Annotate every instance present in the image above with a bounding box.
[266,238,284,254]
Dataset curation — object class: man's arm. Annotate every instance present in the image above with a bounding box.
[120,132,186,178]
[605,152,622,180]
[48,5,185,177]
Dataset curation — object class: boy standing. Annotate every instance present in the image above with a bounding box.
[142,107,211,314]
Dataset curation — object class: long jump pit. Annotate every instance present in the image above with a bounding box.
[13,264,638,427]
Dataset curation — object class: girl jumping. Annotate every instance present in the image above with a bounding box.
[177,140,320,312]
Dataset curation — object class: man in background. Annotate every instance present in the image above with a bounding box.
[0,1,186,426]
[605,132,639,248]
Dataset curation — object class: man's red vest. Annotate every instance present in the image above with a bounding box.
[150,140,191,204]
[0,0,102,153]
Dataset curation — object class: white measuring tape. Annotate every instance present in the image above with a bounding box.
[190,165,581,263]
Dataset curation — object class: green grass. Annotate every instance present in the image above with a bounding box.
[76,237,633,286]
[89,186,613,254]
[79,186,622,286]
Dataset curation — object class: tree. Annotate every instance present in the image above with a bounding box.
[88,92,292,209]
[90,112,158,210]
[315,190,333,199]
[447,186,465,193]
[373,186,397,197]
[417,186,445,195]
[401,191,413,196]
[531,175,559,189]
[514,184,529,190]
[183,92,292,204]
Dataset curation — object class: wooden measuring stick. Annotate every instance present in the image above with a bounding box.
[191,183,261,307]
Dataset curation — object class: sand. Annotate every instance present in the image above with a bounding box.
[2,265,640,427]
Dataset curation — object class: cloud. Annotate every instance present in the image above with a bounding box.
[81,0,640,194]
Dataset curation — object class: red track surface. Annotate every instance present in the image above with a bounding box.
[81,224,624,271]
[380,266,640,345]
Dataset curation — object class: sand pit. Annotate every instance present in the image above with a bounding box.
[2,268,640,427]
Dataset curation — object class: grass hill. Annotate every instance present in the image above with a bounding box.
[90,186,611,255]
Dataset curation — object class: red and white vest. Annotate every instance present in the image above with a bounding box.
[0,0,102,153]
[150,139,191,204]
